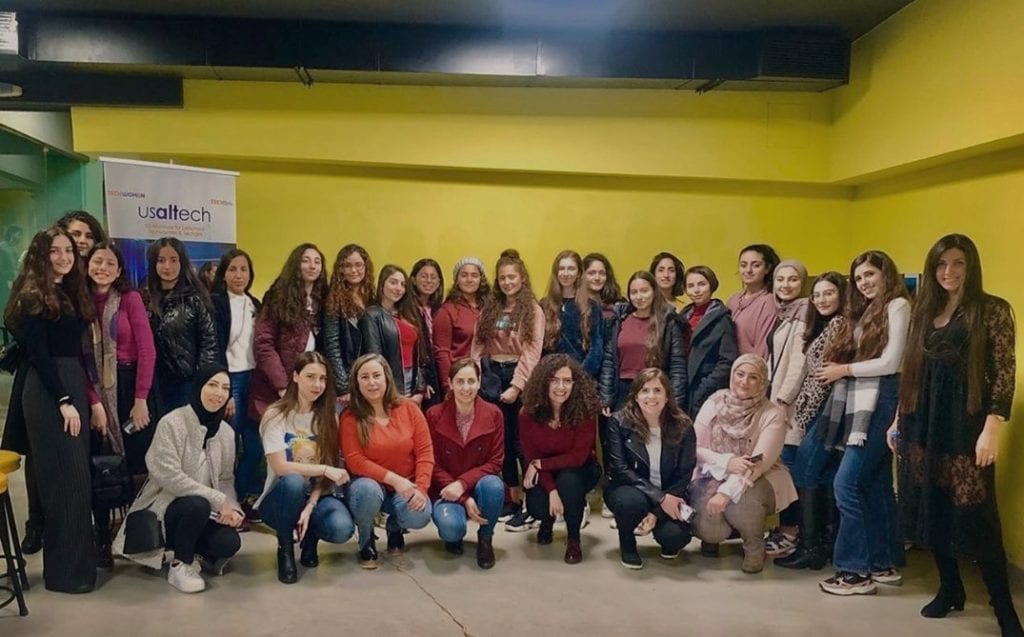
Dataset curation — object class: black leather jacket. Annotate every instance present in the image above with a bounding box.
[323,311,363,395]
[148,287,218,383]
[357,306,427,395]
[604,411,696,513]
[599,304,687,410]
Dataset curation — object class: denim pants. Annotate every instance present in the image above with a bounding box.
[432,475,505,541]
[832,375,904,573]
[792,410,841,490]
[258,474,355,544]
[347,477,433,549]
[228,370,264,500]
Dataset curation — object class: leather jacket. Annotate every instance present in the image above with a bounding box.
[148,286,218,383]
[358,306,427,395]
[599,304,687,410]
[323,310,362,395]
[603,411,696,513]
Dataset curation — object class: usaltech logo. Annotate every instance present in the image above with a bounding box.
[137,204,211,223]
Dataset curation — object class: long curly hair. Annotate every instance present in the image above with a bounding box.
[801,271,846,352]
[626,271,670,367]
[474,249,539,347]
[541,250,594,351]
[521,353,600,427]
[648,251,686,297]
[261,243,328,328]
[144,237,210,317]
[376,264,429,359]
[901,234,994,415]
[347,353,405,447]
[326,244,375,319]
[4,227,95,331]
[825,251,908,364]
[582,252,625,307]
[410,258,445,314]
[262,352,339,474]
[619,368,691,446]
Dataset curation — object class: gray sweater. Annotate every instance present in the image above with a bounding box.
[113,405,239,568]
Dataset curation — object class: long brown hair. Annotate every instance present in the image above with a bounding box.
[347,353,404,447]
[411,258,445,313]
[144,237,210,317]
[625,271,670,367]
[261,243,328,328]
[582,252,625,306]
[263,352,340,472]
[474,249,539,347]
[901,234,993,415]
[619,368,691,446]
[521,353,600,427]
[801,271,847,352]
[825,251,908,364]
[649,251,686,297]
[375,264,429,360]
[4,227,95,330]
[541,250,594,351]
[326,244,375,319]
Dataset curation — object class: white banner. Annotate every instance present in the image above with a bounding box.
[102,158,238,244]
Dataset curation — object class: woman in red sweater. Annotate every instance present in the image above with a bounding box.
[519,353,602,564]
[341,353,434,569]
[426,357,505,569]
[433,256,489,395]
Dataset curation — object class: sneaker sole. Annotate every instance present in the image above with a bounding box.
[620,559,644,570]
[660,553,680,560]
[359,561,379,570]
[504,524,538,533]
[819,583,878,596]
[872,577,903,586]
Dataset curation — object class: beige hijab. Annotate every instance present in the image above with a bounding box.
[708,354,770,455]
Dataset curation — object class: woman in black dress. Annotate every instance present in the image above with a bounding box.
[893,234,1021,636]
[3,227,102,593]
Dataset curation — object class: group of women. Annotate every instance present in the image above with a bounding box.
[0,210,1019,636]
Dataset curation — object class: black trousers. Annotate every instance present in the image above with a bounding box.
[525,460,602,540]
[605,484,692,554]
[484,361,524,490]
[164,496,241,565]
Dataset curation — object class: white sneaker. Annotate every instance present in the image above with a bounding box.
[168,561,206,593]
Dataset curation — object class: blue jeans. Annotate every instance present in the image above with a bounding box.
[228,370,263,500]
[793,411,840,489]
[832,375,904,573]
[432,475,505,541]
[347,477,433,549]
[258,474,355,544]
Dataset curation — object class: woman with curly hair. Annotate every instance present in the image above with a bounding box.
[649,251,686,311]
[323,244,375,402]
[2,227,101,593]
[471,249,545,529]
[433,257,490,395]
[57,210,107,259]
[518,353,602,564]
[248,244,328,428]
[540,250,604,377]
[892,235,1021,634]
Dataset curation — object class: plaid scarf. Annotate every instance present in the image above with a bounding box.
[818,375,879,450]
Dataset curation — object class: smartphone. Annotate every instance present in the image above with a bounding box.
[747,453,764,463]
[678,502,696,524]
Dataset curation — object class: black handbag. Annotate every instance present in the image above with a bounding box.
[122,509,164,554]
[91,454,135,509]
[0,340,22,374]
[479,357,503,403]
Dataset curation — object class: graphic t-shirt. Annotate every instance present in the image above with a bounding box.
[254,410,317,507]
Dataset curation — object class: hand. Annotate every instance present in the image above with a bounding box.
[296,503,314,542]
[406,488,428,512]
[706,493,730,517]
[726,455,755,475]
[60,403,82,437]
[425,385,435,400]
[522,463,539,489]
[410,393,424,406]
[601,406,611,418]
[815,362,849,384]
[130,398,151,430]
[465,497,487,524]
[225,397,236,421]
[323,466,350,486]
[499,386,520,404]
[660,493,684,520]
[635,512,657,536]
[394,477,417,497]
[975,418,1002,468]
[90,402,108,434]
[218,503,244,528]
[440,481,466,502]
[548,490,564,518]
[886,421,899,454]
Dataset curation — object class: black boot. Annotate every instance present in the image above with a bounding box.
[300,534,319,568]
[277,541,298,584]
[21,519,43,555]
[921,552,966,618]
[980,558,1024,637]
[775,489,828,570]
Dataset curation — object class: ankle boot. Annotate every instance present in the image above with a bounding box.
[921,552,966,618]
[476,532,495,569]
[22,519,43,555]
[776,488,828,570]
[300,535,319,568]
[980,557,1024,637]
[277,542,298,584]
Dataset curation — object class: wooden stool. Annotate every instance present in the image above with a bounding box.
[0,472,29,616]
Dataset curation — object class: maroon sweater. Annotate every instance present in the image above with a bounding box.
[425,397,504,504]
[518,410,597,493]
[432,299,481,393]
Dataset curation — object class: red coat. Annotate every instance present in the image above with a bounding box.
[425,397,504,504]
[248,311,314,421]
[432,299,481,393]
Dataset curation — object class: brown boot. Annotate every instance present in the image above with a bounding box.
[476,532,495,569]
[564,538,583,565]
[741,536,766,574]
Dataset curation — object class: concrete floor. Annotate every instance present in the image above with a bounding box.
[1,374,1020,636]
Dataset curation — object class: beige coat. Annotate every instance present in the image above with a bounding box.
[769,315,808,445]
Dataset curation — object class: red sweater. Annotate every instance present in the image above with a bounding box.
[432,299,481,393]
[425,397,504,503]
[340,400,435,492]
[518,410,597,493]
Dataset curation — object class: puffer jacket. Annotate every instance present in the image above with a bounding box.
[358,306,428,396]
[679,300,737,416]
[322,311,362,395]
[600,304,687,410]
[147,285,217,384]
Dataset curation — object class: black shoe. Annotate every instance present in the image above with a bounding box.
[387,529,406,555]
[700,541,719,557]
[300,536,319,568]
[96,541,113,570]
[993,603,1024,637]
[564,538,583,565]
[536,519,554,545]
[476,533,495,570]
[498,502,520,522]
[22,520,43,555]
[775,544,829,570]
[620,549,643,570]
[444,541,464,555]
[921,586,966,618]
[505,509,538,533]
[277,543,298,584]
[359,540,379,570]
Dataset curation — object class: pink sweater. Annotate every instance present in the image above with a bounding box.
[470,302,545,391]
[94,290,156,400]
[726,289,776,360]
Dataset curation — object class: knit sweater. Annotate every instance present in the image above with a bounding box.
[340,400,435,493]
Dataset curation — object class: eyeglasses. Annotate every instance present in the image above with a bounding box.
[549,377,575,387]
[341,262,365,271]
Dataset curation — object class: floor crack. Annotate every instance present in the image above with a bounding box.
[386,556,475,637]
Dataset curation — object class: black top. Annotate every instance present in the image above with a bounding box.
[18,314,89,401]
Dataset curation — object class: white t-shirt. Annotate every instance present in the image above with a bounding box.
[254,410,317,508]
[645,427,663,490]
[226,292,257,372]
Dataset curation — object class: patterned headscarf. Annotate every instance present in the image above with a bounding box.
[708,354,770,455]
